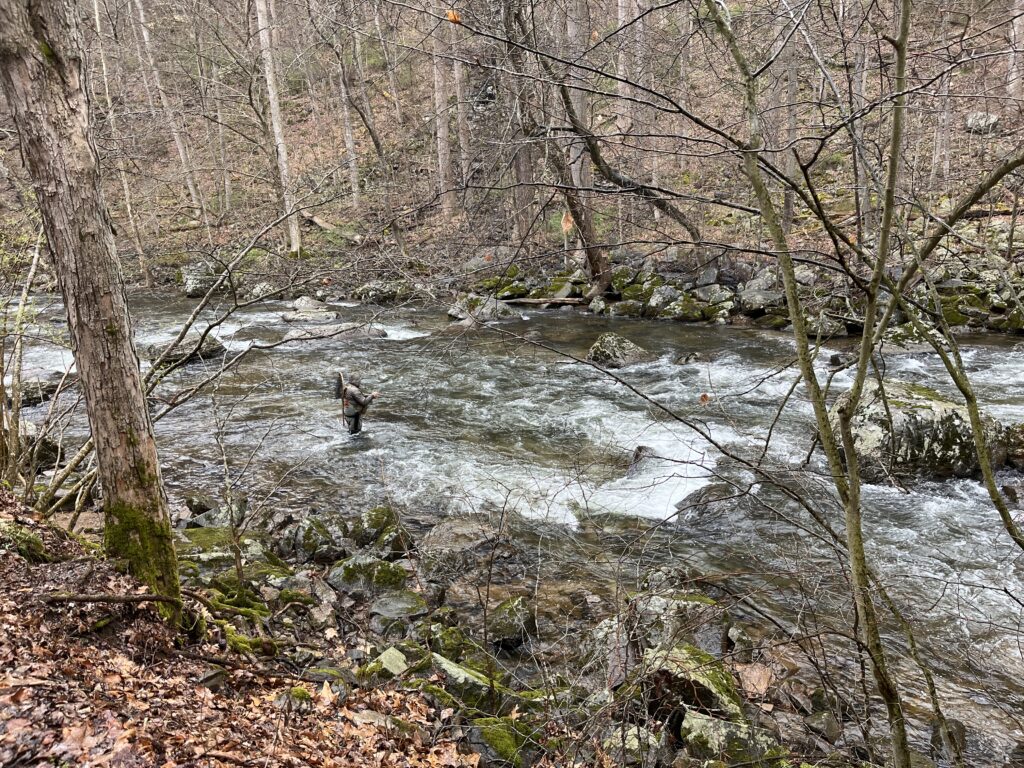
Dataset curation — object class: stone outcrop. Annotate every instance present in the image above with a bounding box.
[586,333,653,368]
[830,379,1007,482]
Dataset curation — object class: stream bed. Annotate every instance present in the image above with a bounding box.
[18,294,1024,762]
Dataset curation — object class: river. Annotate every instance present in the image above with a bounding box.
[18,294,1024,763]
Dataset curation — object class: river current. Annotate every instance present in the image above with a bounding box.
[18,295,1024,762]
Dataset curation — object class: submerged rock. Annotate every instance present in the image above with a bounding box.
[146,331,225,366]
[830,379,1007,482]
[281,323,387,342]
[418,517,516,583]
[586,332,653,368]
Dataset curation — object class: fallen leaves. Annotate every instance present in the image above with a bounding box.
[0,501,478,768]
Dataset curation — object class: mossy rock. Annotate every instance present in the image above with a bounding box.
[607,300,644,318]
[659,295,706,322]
[486,596,537,651]
[359,646,411,683]
[327,554,407,594]
[611,265,638,294]
[468,717,540,768]
[496,282,530,300]
[351,506,398,546]
[753,313,789,331]
[369,589,429,619]
[639,644,744,719]
[680,710,787,764]
[586,332,653,368]
[0,521,49,563]
[430,653,516,714]
[830,378,1008,482]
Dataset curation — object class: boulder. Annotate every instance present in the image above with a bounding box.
[246,281,279,300]
[607,300,644,318]
[628,591,721,652]
[611,265,637,294]
[280,310,340,323]
[369,590,429,620]
[966,111,1000,135]
[646,285,681,314]
[736,288,784,317]
[586,333,653,368]
[292,296,328,311]
[639,644,744,719]
[1007,423,1024,470]
[447,294,517,322]
[659,295,706,322]
[468,716,539,768]
[679,710,782,763]
[418,517,512,583]
[18,370,75,407]
[272,513,352,564]
[589,296,608,315]
[430,653,514,713]
[486,596,537,652]
[181,262,221,298]
[830,379,1007,482]
[146,331,226,367]
[281,323,387,342]
[351,280,411,305]
[326,554,407,596]
[692,284,734,305]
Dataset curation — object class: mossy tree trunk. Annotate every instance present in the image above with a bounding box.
[0,0,181,620]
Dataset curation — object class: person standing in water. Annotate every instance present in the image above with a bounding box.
[334,372,380,435]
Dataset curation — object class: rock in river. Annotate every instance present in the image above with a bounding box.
[146,331,226,366]
[586,332,653,368]
[829,379,1007,482]
[282,323,387,342]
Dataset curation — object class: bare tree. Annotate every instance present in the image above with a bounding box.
[0,0,181,618]
[256,0,302,253]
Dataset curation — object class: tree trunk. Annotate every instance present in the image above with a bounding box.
[93,0,152,288]
[0,0,181,618]
[432,20,455,218]
[132,0,206,224]
[338,69,361,209]
[1011,0,1024,102]
[373,0,403,124]
[451,24,472,185]
[255,0,301,253]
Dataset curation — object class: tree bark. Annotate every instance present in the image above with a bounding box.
[93,0,152,288]
[255,0,302,253]
[0,0,180,618]
[432,18,455,219]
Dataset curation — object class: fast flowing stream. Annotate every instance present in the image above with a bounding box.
[18,294,1024,762]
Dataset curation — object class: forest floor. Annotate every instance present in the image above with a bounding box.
[0,496,479,768]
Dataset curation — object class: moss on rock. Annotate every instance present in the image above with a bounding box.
[0,521,49,563]
[469,717,539,768]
